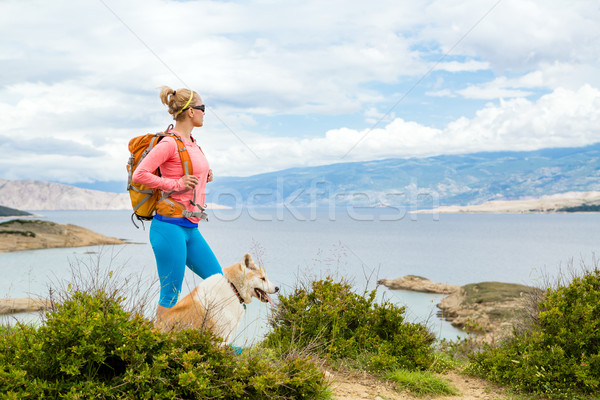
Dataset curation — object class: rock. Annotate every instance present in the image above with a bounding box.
[378,275,460,294]
[379,275,542,342]
[0,219,126,253]
[0,297,52,315]
[437,282,541,342]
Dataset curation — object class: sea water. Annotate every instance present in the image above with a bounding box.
[1,208,599,345]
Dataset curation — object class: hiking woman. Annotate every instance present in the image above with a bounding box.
[132,86,222,326]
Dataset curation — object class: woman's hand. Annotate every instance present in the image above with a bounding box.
[182,175,200,190]
[207,169,213,183]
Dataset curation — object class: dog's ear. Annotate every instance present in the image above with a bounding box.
[243,253,255,269]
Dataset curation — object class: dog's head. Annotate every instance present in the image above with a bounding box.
[226,253,279,304]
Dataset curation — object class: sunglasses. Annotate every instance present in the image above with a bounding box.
[181,104,206,113]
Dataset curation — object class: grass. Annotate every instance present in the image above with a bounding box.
[462,282,536,304]
[386,368,460,397]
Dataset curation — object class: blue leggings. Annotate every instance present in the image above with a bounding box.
[149,218,222,308]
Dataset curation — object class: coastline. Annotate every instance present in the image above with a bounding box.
[0,219,126,253]
[413,190,600,214]
[379,276,538,342]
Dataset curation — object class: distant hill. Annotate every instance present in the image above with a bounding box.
[9,142,600,210]
[204,143,600,208]
[0,180,131,211]
[0,205,33,217]
[0,180,225,211]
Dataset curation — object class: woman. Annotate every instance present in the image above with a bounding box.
[132,86,222,326]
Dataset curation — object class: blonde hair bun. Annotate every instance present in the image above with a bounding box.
[159,86,196,120]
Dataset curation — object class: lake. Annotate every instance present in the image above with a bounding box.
[1,208,599,345]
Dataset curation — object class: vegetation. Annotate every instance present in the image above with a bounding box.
[5,256,599,399]
[0,230,36,237]
[264,277,436,373]
[386,369,459,397]
[0,289,329,399]
[0,219,53,226]
[557,204,600,212]
[0,206,32,217]
[467,268,600,399]
[461,281,534,305]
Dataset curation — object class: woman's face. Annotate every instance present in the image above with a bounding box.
[190,96,205,127]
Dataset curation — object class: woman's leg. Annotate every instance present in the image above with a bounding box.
[184,227,223,279]
[150,219,187,310]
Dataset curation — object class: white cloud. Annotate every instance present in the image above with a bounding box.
[203,85,600,175]
[1,82,599,181]
[0,0,599,182]
[422,0,600,71]
[457,85,533,100]
[433,60,490,73]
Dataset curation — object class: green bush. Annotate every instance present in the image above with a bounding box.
[264,277,435,373]
[0,289,328,399]
[468,268,600,398]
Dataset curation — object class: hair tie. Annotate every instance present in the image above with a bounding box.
[176,90,194,116]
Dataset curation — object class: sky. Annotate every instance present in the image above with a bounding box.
[1,0,600,183]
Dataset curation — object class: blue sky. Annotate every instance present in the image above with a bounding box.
[1,0,599,183]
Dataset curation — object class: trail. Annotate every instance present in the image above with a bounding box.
[330,370,510,400]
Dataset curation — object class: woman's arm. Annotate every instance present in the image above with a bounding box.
[132,138,186,192]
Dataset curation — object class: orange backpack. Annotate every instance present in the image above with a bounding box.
[126,125,207,228]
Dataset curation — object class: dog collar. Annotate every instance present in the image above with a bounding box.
[229,281,246,310]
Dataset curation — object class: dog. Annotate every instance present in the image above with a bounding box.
[157,253,279,344]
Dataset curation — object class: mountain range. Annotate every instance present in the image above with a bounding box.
[1,143,600,210]
[205,143,600,208]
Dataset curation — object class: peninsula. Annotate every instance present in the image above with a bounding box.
[379,275,539,342]
[0,219,126,253]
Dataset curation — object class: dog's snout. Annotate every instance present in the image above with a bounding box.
[274,286,280,293]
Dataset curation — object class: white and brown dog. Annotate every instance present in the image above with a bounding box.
[157,253,279,344]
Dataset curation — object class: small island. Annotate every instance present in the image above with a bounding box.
[0,219,126,253]
[379,275,540,342]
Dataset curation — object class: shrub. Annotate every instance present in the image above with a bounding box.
[468,268,600,398]
[264,277,436,373]
[0,288,329,399]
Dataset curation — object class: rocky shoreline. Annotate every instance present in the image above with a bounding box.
[414,191,600,214]
[379,276,540,342]
[0,298,52,315]
[0,219,126,253]
[378,275,459,294]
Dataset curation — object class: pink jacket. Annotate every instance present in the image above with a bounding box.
[132,129,209,223]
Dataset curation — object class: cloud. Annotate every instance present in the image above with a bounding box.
[0,136,103,157]
[433,60,490,73]
[0,0,599,182]
[422,0,600,71]
[203,85,600,175]
[457,85,533,100]
[1,83,599,181]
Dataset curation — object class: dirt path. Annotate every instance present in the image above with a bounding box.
[329,369,510,400]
